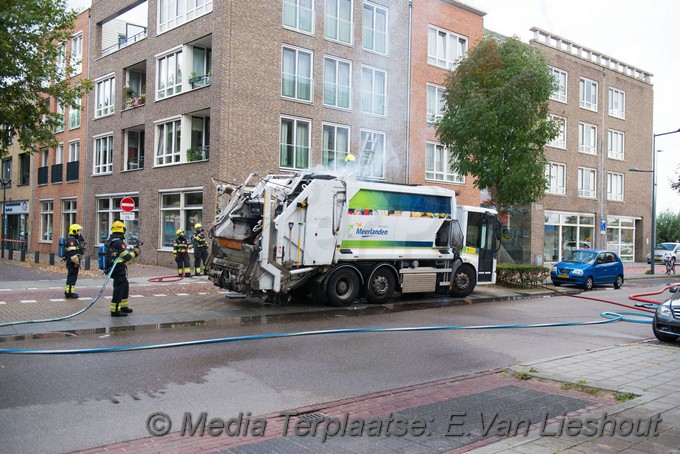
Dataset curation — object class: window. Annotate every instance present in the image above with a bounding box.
[160,190,203,248]
[545,162,566,195]
[361,66,386,116]
[68,97,81,129]
[578,167,596,198]
[579,78,597,111]
[360,130,385,179]
[62,199,77,238]
[426,84,445,124]
[158,0,213,34]
[325,0,353,45]
[70,33,83,75]
[40,200,54,242]
[578,122,597,154]
[548,116,566,149]
[189,45,211,88]
[188,115,210,161]
[283,0,313,34]
[55,143,64,165]
[550,67,567,103]
[427,25,467,70]
[609,87,625,119]
[125,129,145,170]
[157,49,183,99]
[607,172,624,202]
[280,117,310,170]
[426,142,464,183]
[56,43,67,80]
[608,130,624,160]
[362,2,387,54]
[96,196,139,243]
[93,135,113,175]
[68,141,80,162]
[124,68,147,108]
[1,158,11,185]
[155,118,182,166]
[95,75,115,118]
[282,47,312,102]
[55,102,64,133]
[323,56,351,109]
[322,123,349,171]
[40,149,49,167]
[19,153,30,186]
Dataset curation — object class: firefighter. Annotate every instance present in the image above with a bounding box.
[173,229,192,277]
[106,220,141,317]
[64,223,85,299]
[192,223,209,276]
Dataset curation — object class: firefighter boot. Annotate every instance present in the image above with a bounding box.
[110,302,128,317]
[120,299,133,314]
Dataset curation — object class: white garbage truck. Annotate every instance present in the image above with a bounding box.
[206,172,500,306]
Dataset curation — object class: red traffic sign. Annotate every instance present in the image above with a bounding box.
[120,197,135,213]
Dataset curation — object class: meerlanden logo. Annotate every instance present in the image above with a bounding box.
[355,226,389,237]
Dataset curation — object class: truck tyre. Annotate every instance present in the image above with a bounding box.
[326,268,360,307]
[449,265,476,298]
[366,267,396,304]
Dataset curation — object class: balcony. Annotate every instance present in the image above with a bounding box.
[102,29,148,57]
[189,74,212,89]
[124,94,146,110]
[51,163,63,183]
[186,146,210,162]
[66,161,79,182]
[38,166,48,185]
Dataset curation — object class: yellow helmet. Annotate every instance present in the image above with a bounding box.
[344,153,356,162]
[69,223,83,235]
[111,220,126,233]
[176,229,185,236]
[194,223,203,230]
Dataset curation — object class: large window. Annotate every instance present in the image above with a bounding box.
[158,0,213,34]
[325,0,353,45]
[578,167,596,198]
[426,142,464,183]
[606,217,635,262]
[426,84,445,124]
[360,130,385,179]
[40,200,54,242]
[62,199,77,239]
[544,212,595,262]
[70,33,83,75]
[322,123,349,171]
[361,66,386,116]
[607,172,624,202]
[579,77,598,111]
[96,195,139,244]
[608,130,624,160]
[280,117,310,170]
[323,56,351,109]
[155,118,182,166]
[545,162,566,195]
[68,97,81,129]
[93,135,113,175]
[157,49,183,99]
[609,87,625,119]
[549,67,567,103]
[95,75,115,118]
[125,129,145,170]
[548,116,566,149]
[578,122,597,155]
[427,25,467,70]
[362,2,387,55]
[282,46,312,102]
[160,190,203,248]
[68,141,80,162]
[283,0,313,34]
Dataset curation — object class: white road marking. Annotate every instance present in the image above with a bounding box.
[20,300,37,304]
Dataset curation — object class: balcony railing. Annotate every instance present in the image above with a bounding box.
[189,74,212,89]
[127,155,145,170]
[102,29,148,57]
[38,166,48,185]
[124,94,146,110]
[66,161,79,182]
[186,146,210,162]
[51,163,63,183]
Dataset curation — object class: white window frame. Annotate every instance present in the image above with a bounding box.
[579,77,598,111]
[94,74,115,118]
[280,116,311,171]
[156,48,183,100]
[155,117,182,166]
[157,0,214,34]
[282,0,314,34]
[362,2,388,55]
[608,129,625,160]
[56,43,67,80]
[578,167,596,198]
[608,87,625,119]
[40,200,54,243]
[70,33,83,76]
[55,102,65,133]
[62,199,77,239]
[55,143,64,165]
[360,129,386,179]
[548,115,566,149]
[426,142,464,184]
[281,46,313,102]
[323,56,351,109]
[40,149,49,167]
[361,66,386,116]
[159,189,203,249]
[125,129,145,170]
[93,134,113,175]
[549,66,567,103]
[427,25,468,70]
[607,172,624,202]
[68,97,81,130]
[578,122,597,155]
[68,140,80,163]
[426,84,445,124]
[322,123,350,172]
[545,162,566,195]
[325,0,353,45]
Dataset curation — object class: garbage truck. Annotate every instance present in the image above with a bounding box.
[206,172,500,306]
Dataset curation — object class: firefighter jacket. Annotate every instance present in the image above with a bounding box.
[106,232,139,267]
[193,231,208,249]
[65,234,85,263]
[173,236,191,255]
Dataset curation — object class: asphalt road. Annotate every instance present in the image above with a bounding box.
[0,286,656,453]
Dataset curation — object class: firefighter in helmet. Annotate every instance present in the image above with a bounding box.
[192,223,209,276]
[173,228,192,277]
[106,220,141,317]
[64,223,85,298]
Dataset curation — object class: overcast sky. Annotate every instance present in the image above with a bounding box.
[66,0,680,213]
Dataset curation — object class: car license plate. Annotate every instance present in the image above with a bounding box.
[558,273,569,279]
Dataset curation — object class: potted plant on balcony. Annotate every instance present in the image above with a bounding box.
[186,147,204,162]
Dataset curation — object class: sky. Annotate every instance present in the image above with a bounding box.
[66,0,680,213]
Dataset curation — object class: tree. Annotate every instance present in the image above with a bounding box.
[436,36,559,210]
[0,0,92,158]
[656,210,680,244]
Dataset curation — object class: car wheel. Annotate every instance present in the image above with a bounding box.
[583,276,594,291]
[613,275,624,289]
[653,321,679,343]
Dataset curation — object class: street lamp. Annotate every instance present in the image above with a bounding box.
[0,177,10,259]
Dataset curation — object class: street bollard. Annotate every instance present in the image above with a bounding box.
[8,248,13,260]
[34,251,39,263]
[20,249,25,262]
[84,256,90,270]
[49,253,55,265]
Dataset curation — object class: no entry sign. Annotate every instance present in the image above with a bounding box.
[120,197,135,213]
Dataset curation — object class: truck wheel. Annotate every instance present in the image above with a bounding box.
[449,265,476,298]
[326,268,360,307]
[366,268,396,304]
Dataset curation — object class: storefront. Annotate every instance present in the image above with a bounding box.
[606,216,636,262]
[2,200,29,251]
[544,211,595,263]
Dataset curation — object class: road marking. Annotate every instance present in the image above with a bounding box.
[20,300,37,304]
[0,301,6,304]
[198,292,208,295]
[49,299,65,302]
[176,293,190,296]
[130,295,144,298]
[0,289,10,292]
[153,294,167,297]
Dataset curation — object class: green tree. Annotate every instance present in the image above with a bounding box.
[656,210,680,244]
[436,36,559,210]
[0,0,92,157]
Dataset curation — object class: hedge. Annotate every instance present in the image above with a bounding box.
[496,263,550,288]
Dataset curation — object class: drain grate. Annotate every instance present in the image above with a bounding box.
[295,411,326,423]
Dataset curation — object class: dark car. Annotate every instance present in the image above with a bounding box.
[653,286,680,342]
[550,249,624,291]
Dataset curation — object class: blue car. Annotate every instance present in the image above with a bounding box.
[550,249,624,290]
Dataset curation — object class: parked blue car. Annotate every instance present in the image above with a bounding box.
[550,249,624,290]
